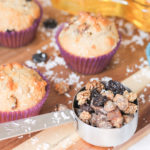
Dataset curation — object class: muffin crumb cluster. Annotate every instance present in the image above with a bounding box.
[74,80,138,128]
[54,81,70,95]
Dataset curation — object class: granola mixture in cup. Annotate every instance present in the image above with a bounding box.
[74,80,138,129]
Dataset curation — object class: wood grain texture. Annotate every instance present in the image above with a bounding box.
[0,0,150,149]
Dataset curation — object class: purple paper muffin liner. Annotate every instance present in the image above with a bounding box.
[0,0,43,48]
[56,23,121,75]
[0,69,50,123]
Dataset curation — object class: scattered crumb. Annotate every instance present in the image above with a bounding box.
[54,81,70,95]
[55,104,68,111]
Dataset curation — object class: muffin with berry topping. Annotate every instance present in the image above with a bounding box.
[0,63,49,122]
[0,0,42,48]
[56,12,121,74]
[74,80,138,128]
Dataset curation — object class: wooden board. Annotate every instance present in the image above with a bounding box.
[0,0,150,149]
[13,66,150,150]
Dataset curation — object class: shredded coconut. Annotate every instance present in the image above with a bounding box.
[139,94,146,104]
[30,137,39,145]
[101,76,112,82]
[64,93,71,98]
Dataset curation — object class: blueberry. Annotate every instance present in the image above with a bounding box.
[6,29,15,33]
[32,52,48,63]
[43,19,57,29]
[80,103,94,113]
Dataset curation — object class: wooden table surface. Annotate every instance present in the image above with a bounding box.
[0,0,150,149]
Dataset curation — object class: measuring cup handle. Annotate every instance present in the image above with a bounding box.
[122,66,150,94]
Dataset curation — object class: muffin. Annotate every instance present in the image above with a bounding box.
[74,80,138,128]
[0,0,42,48]
[56,12,121,74]
[0,63,50,122]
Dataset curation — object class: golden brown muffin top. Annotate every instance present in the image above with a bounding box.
[59,12,119,58]
[0,0,41,32]
[0,63,47,111]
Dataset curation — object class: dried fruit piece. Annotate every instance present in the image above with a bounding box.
[96,120,112,128]
[113,94,128,111]
[90,113,112,128]
[54,81,70,95]
[76,90,90,105]
[91,94,108,107]
[124,103,137,114]
[91,104,107,115]
[80,103,94,113]
[111,116,123,128]
[91,89,100,98]
[104,100,116,112]
[123,90,137,102]
[90,113,106,125]
[107,108,123,128]
[101,90,114,100]
[79,111,91,123]
[106,80,126,95]
[85,80,104,92]
[123,115,134,124]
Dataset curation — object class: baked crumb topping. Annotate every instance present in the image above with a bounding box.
[59,12,119,58]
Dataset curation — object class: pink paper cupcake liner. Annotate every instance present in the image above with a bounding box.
[0,0,43,48]
[0,69,50,123]
[56,23,121,75]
